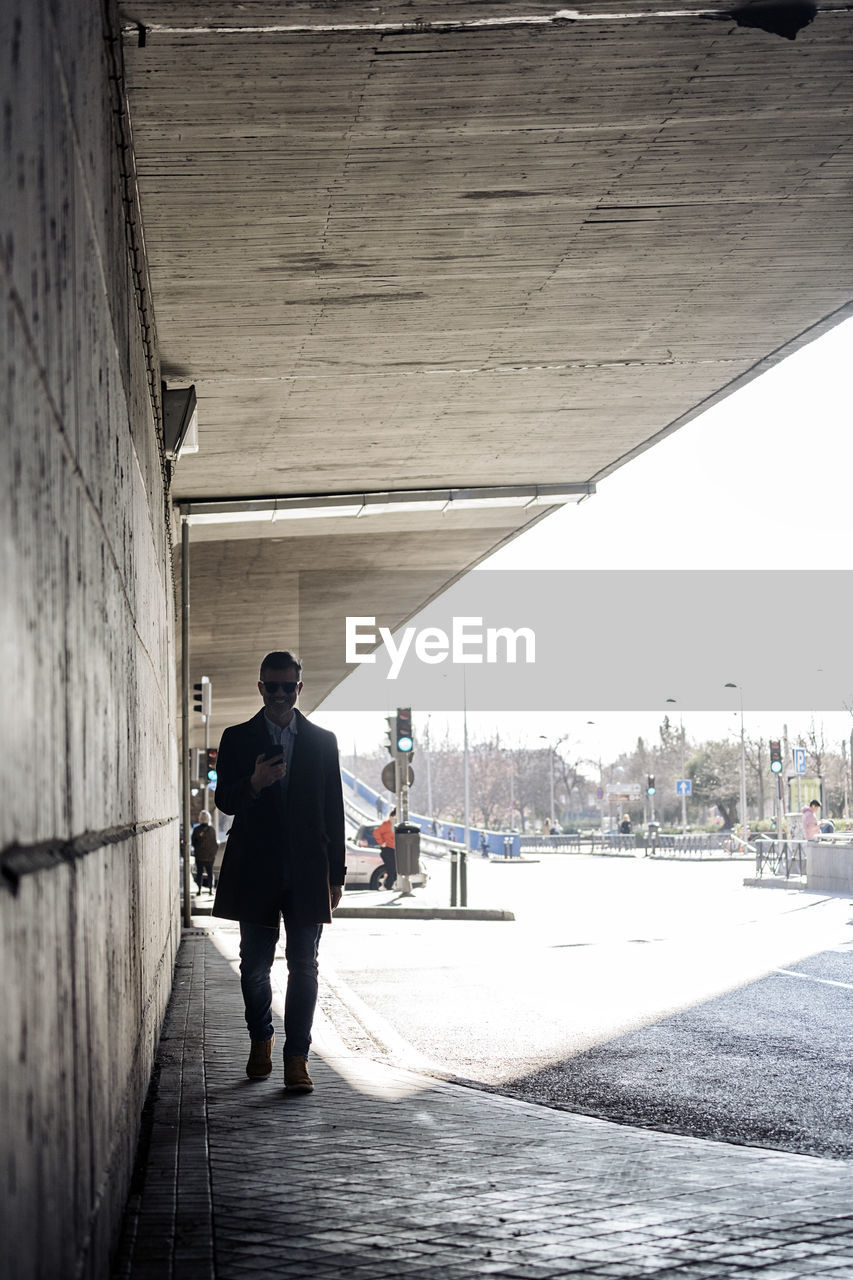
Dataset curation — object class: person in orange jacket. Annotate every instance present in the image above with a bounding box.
[373,807,397,890]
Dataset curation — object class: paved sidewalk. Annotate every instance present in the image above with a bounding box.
[113,924,853,1279]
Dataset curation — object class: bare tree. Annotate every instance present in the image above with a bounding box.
[689,740,744,828]
[466,738,508,829]
[346,723,852,834]
[744,737,766,820]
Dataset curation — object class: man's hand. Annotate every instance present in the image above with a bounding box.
[330,885,343,912]
[250,751,285,794]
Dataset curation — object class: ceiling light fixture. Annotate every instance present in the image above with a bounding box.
[162,383,198,459]
[182,482,594,526]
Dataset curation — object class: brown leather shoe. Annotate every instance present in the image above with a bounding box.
[284,1056,314,1094]
[246,1036,274,1080]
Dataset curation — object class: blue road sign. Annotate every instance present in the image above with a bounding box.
[793,748,806,775]
[676,779,692,796]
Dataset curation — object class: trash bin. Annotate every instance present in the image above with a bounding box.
[394,823,421,877]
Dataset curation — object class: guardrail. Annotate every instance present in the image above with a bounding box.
[344,794,376,829]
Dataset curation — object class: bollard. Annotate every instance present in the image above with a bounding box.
[450,849,458,907]
[459,846,468,907]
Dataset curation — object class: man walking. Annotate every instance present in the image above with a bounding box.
[372,807,397,890]
[212,651,346,1093]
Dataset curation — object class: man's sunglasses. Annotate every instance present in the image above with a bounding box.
[261,680,299,694]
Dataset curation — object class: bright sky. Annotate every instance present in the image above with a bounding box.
[316,317,853,764]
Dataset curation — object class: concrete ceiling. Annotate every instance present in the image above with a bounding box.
[119,0,853,735]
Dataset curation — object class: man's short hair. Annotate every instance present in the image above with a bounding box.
[260,650,302,678]
[809,799,821,808]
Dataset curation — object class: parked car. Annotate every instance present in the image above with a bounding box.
[352,823,380,849]
[345,824,428,891]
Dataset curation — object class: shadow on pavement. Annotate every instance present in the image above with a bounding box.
[113,928,853,1279]
[491,946,853,1160]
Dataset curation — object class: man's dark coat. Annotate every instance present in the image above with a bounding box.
[212,708,345,927]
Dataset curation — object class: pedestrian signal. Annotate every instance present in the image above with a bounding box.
[769,740,783,774]
[206,747,218,783]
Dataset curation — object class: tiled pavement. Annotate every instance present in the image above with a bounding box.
[112,925,853,1279]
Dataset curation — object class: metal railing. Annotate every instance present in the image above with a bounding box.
[652,833,751,858]
[519,830,755,859]
[752,837,807,880]
[520,833,590,852]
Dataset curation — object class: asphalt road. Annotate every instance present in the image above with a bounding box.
[501,945,853,1159]
[321,855,853,1159]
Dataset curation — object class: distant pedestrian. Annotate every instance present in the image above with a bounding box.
[375,795,384,820]
[373,807,397,889]
[480,831,490,858]
[191,810,218,892]
[619,814,632,835]
[802,800,821,841]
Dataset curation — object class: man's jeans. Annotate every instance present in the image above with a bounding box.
[239,913,323,1059]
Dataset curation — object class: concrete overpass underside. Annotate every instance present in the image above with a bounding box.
[121,0,852,727]
[3,4,852,1276]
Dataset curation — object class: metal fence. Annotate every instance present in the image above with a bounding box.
[752,838,807,880]
[652,833,750,858]
[519,831,753,859]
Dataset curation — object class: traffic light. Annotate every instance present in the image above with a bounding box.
[646,774,656,795]
[769,740,783,774]
[384,716,395,756]
[395,707,413,754]
[205,747,218,783]
[193,677,211,717]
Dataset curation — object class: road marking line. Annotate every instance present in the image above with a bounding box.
[774,968,853,991]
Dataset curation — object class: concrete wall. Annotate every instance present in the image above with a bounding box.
[0,2,179,1277]
[807,845,853,894]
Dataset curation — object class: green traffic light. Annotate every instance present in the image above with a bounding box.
[397,734,414,752]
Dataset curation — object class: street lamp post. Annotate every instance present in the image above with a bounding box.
[463,668,470,852]
[585,721,606,834]
[666,698,687,835]
[424,717,434,831]
[508,749,516,830]
[539,735,556,827]
[725,683,748,850]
